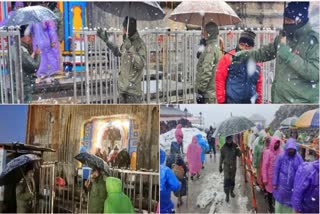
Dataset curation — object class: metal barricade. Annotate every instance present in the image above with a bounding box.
[73,28,277,103]
[71,28,119,104]
[109,168,159,213]
[38,162,55,214]
[39,159,159,213]
[0,27,23,104]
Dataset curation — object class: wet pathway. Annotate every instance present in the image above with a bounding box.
[172,152,269,213]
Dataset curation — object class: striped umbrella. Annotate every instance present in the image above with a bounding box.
[295,109,319,128]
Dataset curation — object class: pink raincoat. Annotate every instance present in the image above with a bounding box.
[262,136,283,193]
[30,20,60,77]
[175,124,183,144]
[186,136,202,174]
[257,137,270,189]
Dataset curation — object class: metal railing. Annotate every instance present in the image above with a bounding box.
[0,27,24,104]
[108,168,159,213]
[37,161,159,213]
[72,28,277,104]
[0,27,277,104]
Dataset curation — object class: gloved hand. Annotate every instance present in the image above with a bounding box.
[97,27,108,41]
[232,51,250,63]
[196,90,205,104]
[219,166,223,173]
[199,38,206,46]
[123,38,132,51]
[196,51,202,59]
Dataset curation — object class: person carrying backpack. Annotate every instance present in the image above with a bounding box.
[215,30,263,104]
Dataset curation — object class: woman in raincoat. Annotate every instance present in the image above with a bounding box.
[272,138,303,213]
[262,136,283,213]
[291,160,319,213]
[103,177,134,213]
[30,19,60,77]
[160,149,181,213]
[175,124,184,154]
[253,131,266,170]
[256,136,271,189]
[166,142,188,207]
[186,136,202,180]
[196,134,209,168]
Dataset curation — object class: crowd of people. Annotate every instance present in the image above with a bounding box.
[80,140,131,169]
[160,123,319,213]
[2,2,318,104]
[196,1,318,104]
[244,126,319,213]
[14,164,135,213]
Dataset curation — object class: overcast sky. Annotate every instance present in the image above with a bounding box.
[179,104,282,127]
[0,105,28,143]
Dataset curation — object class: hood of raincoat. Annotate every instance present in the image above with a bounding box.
[285,138,298,153]
[196,134,203,141]
[269,136,282,153]
[106,177,122,194]
[160,149,166,165]
[291,160,319,213]
[175,124,183,144]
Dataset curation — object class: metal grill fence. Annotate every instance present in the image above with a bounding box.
[0,27,277,104]
[38,161,159,213]
[0,27,24,104]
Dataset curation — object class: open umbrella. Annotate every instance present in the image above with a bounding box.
[213,116,255,138]
[94,1,165,35]
[75,152,110,175]
[5,5,58,26]
[169,1,241,27]
[280,116,298,128]
[0,154,40,186]
[94,1,165,21]
[295,109,319,128]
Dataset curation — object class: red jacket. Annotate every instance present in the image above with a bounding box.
[215,49,263,104]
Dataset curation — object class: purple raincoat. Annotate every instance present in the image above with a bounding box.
[291,160,319,213]
[30,20,60,77]
[272,138,303,207]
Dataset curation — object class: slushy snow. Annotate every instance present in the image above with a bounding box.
[160,128,206,153]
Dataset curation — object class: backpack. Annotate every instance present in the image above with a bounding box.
[226,60,260,103]
[172,155,184,180]
[172,163,185,180]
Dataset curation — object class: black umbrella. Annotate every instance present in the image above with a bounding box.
[6,5,58,26]
[94,1,165,35]
[75,152,110,175]
[94,1,165,21]
[0,154,40,186]
[213,116,255,138]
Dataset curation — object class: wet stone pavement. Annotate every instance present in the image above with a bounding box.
[172,152,269,213]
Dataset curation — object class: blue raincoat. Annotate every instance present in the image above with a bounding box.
[160,149,181,213]
[272,138,303,207]
[196,134,209,163]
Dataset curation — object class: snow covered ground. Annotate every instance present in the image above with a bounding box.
[159,128,206,153]
[171,153,263,214]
